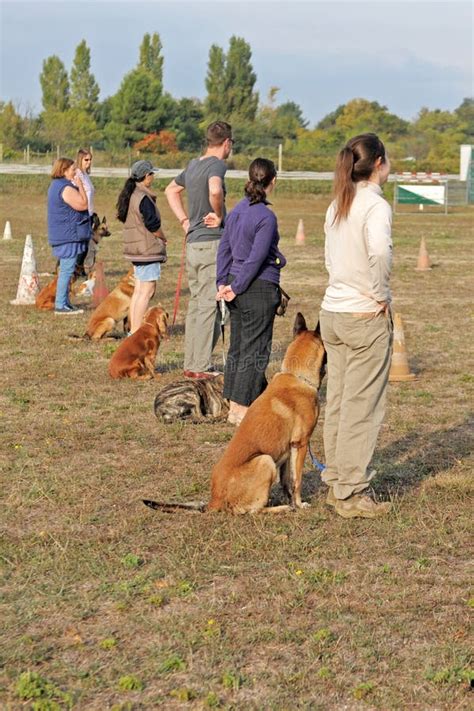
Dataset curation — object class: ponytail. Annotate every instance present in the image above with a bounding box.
[244,157,277,205]
[333,147,356,224]
[116,177,138,223]
[332,133,386,223]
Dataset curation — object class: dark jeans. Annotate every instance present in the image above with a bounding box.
[224,277,280,406]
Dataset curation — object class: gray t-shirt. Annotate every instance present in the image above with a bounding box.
[175,156,227,243]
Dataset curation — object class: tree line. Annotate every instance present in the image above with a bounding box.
[0,33,472,172]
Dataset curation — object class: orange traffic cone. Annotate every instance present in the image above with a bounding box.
[415,236,432,271]
[389,313,416,382]
[92,261,109,307]
[10,235,40,305]
[295,219,305,245]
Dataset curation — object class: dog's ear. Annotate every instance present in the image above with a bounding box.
[102,216,107,224]
[293,312,307,337]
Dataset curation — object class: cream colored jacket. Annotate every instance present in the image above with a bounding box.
[321,181,392,313]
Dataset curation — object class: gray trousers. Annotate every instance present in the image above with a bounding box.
[319,309,393,499]
[184,240,220,372]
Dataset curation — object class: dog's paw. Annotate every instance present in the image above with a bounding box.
[298,501,311,509]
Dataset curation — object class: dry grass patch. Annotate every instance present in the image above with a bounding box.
[0,176,472,709]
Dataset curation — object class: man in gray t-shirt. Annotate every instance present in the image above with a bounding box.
[165,121,233,379]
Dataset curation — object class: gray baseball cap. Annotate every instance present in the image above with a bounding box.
[131,159,158,180]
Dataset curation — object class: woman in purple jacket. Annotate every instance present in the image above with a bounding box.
[216,158,286,425]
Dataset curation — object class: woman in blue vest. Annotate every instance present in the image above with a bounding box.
[47,157,91,314]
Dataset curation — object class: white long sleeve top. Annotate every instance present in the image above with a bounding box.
[75,170,95,216]
[321,181,392,313]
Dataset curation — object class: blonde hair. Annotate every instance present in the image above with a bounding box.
[51,157,74,179]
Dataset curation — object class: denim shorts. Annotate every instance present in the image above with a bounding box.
[133,262,162,282]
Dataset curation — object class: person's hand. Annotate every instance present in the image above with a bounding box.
[180,217,190,234]
[157,234,167,244]
[222,285,236,302]
[216,284,226,301]
[375,301,390,316]
[203,212,221,228]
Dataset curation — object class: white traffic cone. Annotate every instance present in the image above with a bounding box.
[3,221,12,240]
[10,235,41,305]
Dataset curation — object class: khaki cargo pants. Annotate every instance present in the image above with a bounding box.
[319,309,393,500]
[184,240,221,372]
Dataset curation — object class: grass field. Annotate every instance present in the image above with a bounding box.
[1,176,472,710]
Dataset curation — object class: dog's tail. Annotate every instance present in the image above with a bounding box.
[143,499,207,514]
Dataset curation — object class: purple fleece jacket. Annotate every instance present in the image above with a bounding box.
[216,197,286,294]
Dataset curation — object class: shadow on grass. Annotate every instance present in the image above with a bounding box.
[374,413,473,494]
[270,413,473,506]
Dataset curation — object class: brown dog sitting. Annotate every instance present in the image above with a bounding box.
[208,313,326,513]
[35,273,78,311]
[83,268,135,339]
[108,306,168,379]
[143,313,326,515]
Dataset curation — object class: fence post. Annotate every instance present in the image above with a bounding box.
[127,143,131,175]
[278,143,283,173]
[0,143,3,162]
[26,144,30,164]
[57,145,60,159]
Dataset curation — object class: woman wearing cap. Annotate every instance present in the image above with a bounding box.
[117,160,167,333]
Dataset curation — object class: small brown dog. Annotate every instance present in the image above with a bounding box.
[109,306,168,379]
[35,274,77,311]
[144,312,326,515]
[84,268,135,339]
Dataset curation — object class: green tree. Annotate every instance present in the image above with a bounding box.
[107,33,169,147]
[139,32,164,86]
[334,99,409,142]
[455,97,474,139]
[70,40,100,113]
[204,36,258,123]
[171,97,204,151]
[40,55,70,112]
[41,108,100,149]
[224,36,258,121]
[204,44,226,118]
[0,101,24,149]
[258,89,307,144]
[316,104,345,130]
[409,107,468,170]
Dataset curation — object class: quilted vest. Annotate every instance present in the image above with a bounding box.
[123,184,167,263]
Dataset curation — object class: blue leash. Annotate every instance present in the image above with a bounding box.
[308,443,326,472]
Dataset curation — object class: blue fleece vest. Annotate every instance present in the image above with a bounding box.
[47,178,91,247]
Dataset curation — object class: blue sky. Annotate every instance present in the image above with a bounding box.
[1,0,472,126]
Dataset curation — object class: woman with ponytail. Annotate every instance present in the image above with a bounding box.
[216,158,286,424]
[320,133,393,519]
[117,160,167,333]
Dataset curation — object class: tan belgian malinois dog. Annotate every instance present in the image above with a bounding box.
[143,312,326,514]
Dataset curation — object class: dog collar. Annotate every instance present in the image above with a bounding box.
[277,371,319,391]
